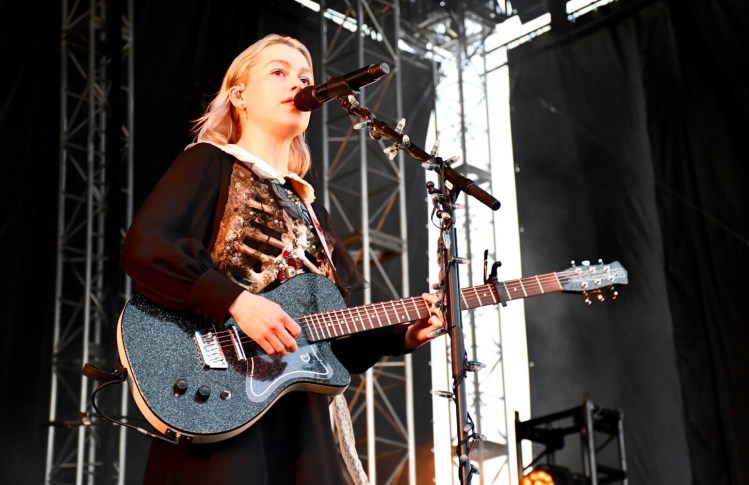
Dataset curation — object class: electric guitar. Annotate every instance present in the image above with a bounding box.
[117,260,627,443]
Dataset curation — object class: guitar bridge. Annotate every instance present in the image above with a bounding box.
[194,330,228,369]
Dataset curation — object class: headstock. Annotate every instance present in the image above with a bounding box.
[559,260,628,304]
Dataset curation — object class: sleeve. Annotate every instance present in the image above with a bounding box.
[121,144,244,324]
[311,201,411,374]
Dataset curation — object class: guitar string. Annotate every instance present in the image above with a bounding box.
[211,270,617,346]
[212,273,566,344]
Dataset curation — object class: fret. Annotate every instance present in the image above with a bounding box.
[409,297,423,320]
[513,280,525,299]
[551,272,562,292]
[303,317,313,341]
[526,276,543,296]
[472,286,484,307]
[518,278,528,297]
[332,310,346,336]
[534,275,545,294]
[485,284,498,304]
[460,289,469,309]
[502,281,512,301]
[354,306,369,331]
[335,310,354,335]
[318,313,338,338]
[323,313,333,338]
[381,303,392,325]
[392,300,410,323]
[346,307,358,333]
[372,304,384,327]
[401,299,413,322]
[301,319,310,340]
[519,276,536,297]
[363,305,375,328]
[342,308,354,335]
[309,314,321,341]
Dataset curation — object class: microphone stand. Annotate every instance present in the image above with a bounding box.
[334,94,500,485]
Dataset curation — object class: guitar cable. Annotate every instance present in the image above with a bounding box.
[84,362,181,445]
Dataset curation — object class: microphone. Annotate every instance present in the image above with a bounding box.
[294,63,390,112]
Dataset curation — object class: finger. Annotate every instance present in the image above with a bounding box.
[283,315,302,338]
[258,338,279,356]
[277,328,298,353]
[267,331,289,356]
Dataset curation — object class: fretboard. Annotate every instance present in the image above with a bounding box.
[300,271,564,342]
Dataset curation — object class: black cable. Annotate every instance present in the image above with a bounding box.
[90,378,180,445]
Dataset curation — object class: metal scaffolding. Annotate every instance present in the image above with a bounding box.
[413,2,521,483]
[318,1,418,483]
[46,0,134,483]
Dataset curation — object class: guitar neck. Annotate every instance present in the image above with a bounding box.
[300,272,564,342]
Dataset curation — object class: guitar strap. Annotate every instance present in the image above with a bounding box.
[301,199,369,485]
[302,200,349,294]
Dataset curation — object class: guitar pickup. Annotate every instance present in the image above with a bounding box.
[194,330,228,369]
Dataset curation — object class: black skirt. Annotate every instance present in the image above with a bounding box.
[142,391,347,485]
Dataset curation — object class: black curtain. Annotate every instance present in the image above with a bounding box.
[509,0,749,483]
[0,1,61,484]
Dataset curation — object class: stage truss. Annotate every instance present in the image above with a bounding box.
[46,0,133,484]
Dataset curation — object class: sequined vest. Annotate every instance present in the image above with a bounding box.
[211,162,335,294]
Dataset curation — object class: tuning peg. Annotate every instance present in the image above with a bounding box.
[395,117,406,134]
[354,120,370,130]
[597,292,605,302]
[445,155,460,165]
[570,259,576,266]
[384,145,399,160]
[430,139,440,157]
[432,390,454,400]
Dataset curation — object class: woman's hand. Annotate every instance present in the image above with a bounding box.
[404,293,446,350]
[228,291,301,356]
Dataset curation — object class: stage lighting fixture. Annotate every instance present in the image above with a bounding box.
[522,464,577,485]
[521,467,554,485]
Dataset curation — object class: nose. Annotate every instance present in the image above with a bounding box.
[291,77,306,91]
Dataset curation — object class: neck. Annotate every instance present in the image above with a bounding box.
[235,131,292,174]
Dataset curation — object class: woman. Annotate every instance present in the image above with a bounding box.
[122,34,443,484]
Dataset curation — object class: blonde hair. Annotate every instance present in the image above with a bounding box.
[192,34,314,177]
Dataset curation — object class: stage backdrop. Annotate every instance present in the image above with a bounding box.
[509,0,749,483]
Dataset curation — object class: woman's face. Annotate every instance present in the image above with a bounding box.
[241,43,313,140]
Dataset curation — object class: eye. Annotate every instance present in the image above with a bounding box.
[299,76,312,86]
[271,69,286,77]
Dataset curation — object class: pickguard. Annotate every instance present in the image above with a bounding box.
[245,343,332,402]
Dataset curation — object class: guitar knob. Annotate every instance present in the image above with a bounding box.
[196,385,211,402]
[173,379,188,396]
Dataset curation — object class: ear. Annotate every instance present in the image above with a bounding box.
[228,83,246,109]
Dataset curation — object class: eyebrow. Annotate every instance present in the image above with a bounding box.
[264,59,312,76]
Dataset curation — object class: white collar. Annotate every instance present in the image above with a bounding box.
[196,141,316,203]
